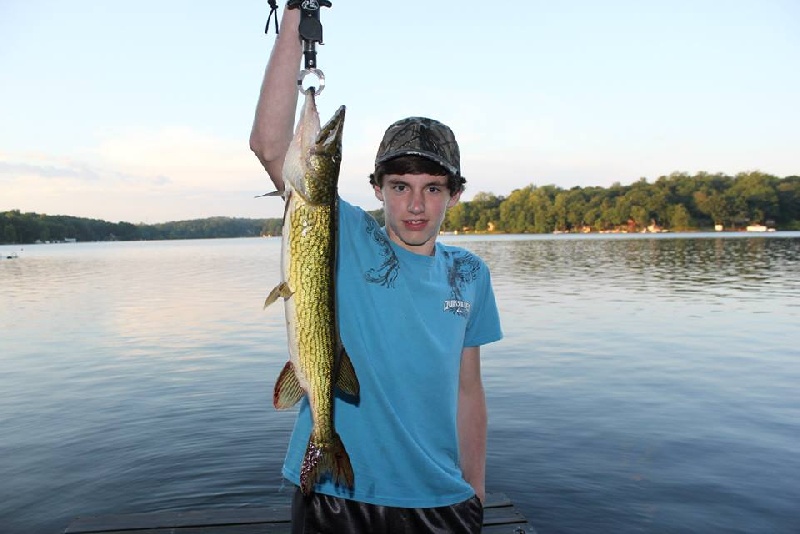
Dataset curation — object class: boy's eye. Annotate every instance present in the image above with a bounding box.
[393,184,407,192]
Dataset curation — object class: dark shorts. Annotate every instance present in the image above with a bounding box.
[290,487,484,534]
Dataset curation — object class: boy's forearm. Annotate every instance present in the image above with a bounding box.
[458,346,487,503]
[249,8,303,191]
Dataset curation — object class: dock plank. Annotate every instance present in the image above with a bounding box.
[65,506,290,533]
[78,527,292,534]
[64,492,535,534]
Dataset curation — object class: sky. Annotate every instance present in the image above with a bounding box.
[1,0,799,224]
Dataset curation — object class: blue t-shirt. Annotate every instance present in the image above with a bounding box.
[282,199,503,507]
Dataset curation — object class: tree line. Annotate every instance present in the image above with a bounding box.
[3,171,798,244]
[443,171,799,233]
[1,212,284,245]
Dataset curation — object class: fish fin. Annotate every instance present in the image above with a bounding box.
[300,433,354,495]
[254,189,285,198]
[273,362,305,409]
[335,349,360,398]
[264,282,293,308]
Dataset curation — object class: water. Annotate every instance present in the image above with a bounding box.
[1,233,799,533]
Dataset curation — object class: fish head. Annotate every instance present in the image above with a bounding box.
[306,103,345,205]
[283,90,346,206]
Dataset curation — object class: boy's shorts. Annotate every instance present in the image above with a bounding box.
[290,487,484,534]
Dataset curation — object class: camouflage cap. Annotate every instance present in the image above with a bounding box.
[374,117,461,177]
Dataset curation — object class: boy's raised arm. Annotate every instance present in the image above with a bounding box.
[249,8,303,192]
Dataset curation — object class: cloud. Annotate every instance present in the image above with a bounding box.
[0,127,275,222]
[1,124,265,192]
[0,151,172,188]
[84,126,264,190]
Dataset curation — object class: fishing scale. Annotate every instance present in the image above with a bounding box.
[266,0,332,95]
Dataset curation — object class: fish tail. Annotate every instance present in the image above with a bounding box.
[299,433,354,495]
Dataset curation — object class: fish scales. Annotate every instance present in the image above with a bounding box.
[287,201,336,436]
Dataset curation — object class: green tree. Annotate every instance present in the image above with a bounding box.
[694,190,731,228]
[499,186,535,233]
[529,186,558,233]
[471,192,502,232]
[667,204,692,230]
[776,176,800,227]
[729,171,780,223]
[445,202,472,232]
[3,224,17,244]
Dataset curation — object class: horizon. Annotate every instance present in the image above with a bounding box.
[2,1,799,224]
[4,168,794,226]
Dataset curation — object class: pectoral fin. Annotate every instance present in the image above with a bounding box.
[264,282,293,308]
[254,190,284,198]
[273,361,305,409]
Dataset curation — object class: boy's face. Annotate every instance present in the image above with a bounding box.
[374,173,461,256]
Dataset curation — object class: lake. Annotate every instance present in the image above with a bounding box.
[1,233,799,533]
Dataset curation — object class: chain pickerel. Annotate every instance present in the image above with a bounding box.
[264,89,357,495]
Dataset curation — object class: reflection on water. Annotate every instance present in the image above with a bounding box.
[1,234,799,533]
[464,234,800,302]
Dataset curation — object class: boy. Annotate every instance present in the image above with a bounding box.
[250,8,502,533]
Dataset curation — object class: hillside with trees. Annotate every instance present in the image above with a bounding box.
[2,171,798,245]
[0,213,283,245]
[443,171,799,234]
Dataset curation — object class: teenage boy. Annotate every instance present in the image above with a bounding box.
[250,7,502,533]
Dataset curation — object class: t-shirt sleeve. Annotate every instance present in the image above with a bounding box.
[464,261,503,347]
[337,197,360,231]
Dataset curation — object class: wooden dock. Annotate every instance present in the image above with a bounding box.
[64,492,536,533]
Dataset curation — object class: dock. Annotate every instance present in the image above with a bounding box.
[64,492,536,533]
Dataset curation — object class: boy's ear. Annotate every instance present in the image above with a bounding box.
[447,189,462,208]
[373,184,384,202]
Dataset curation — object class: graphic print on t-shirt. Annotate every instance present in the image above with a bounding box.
[363,214,399,288]
[442,250,480,318]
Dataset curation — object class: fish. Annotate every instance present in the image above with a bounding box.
[264,89,358,495]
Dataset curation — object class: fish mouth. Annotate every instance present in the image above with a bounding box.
[315,105,346,155]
